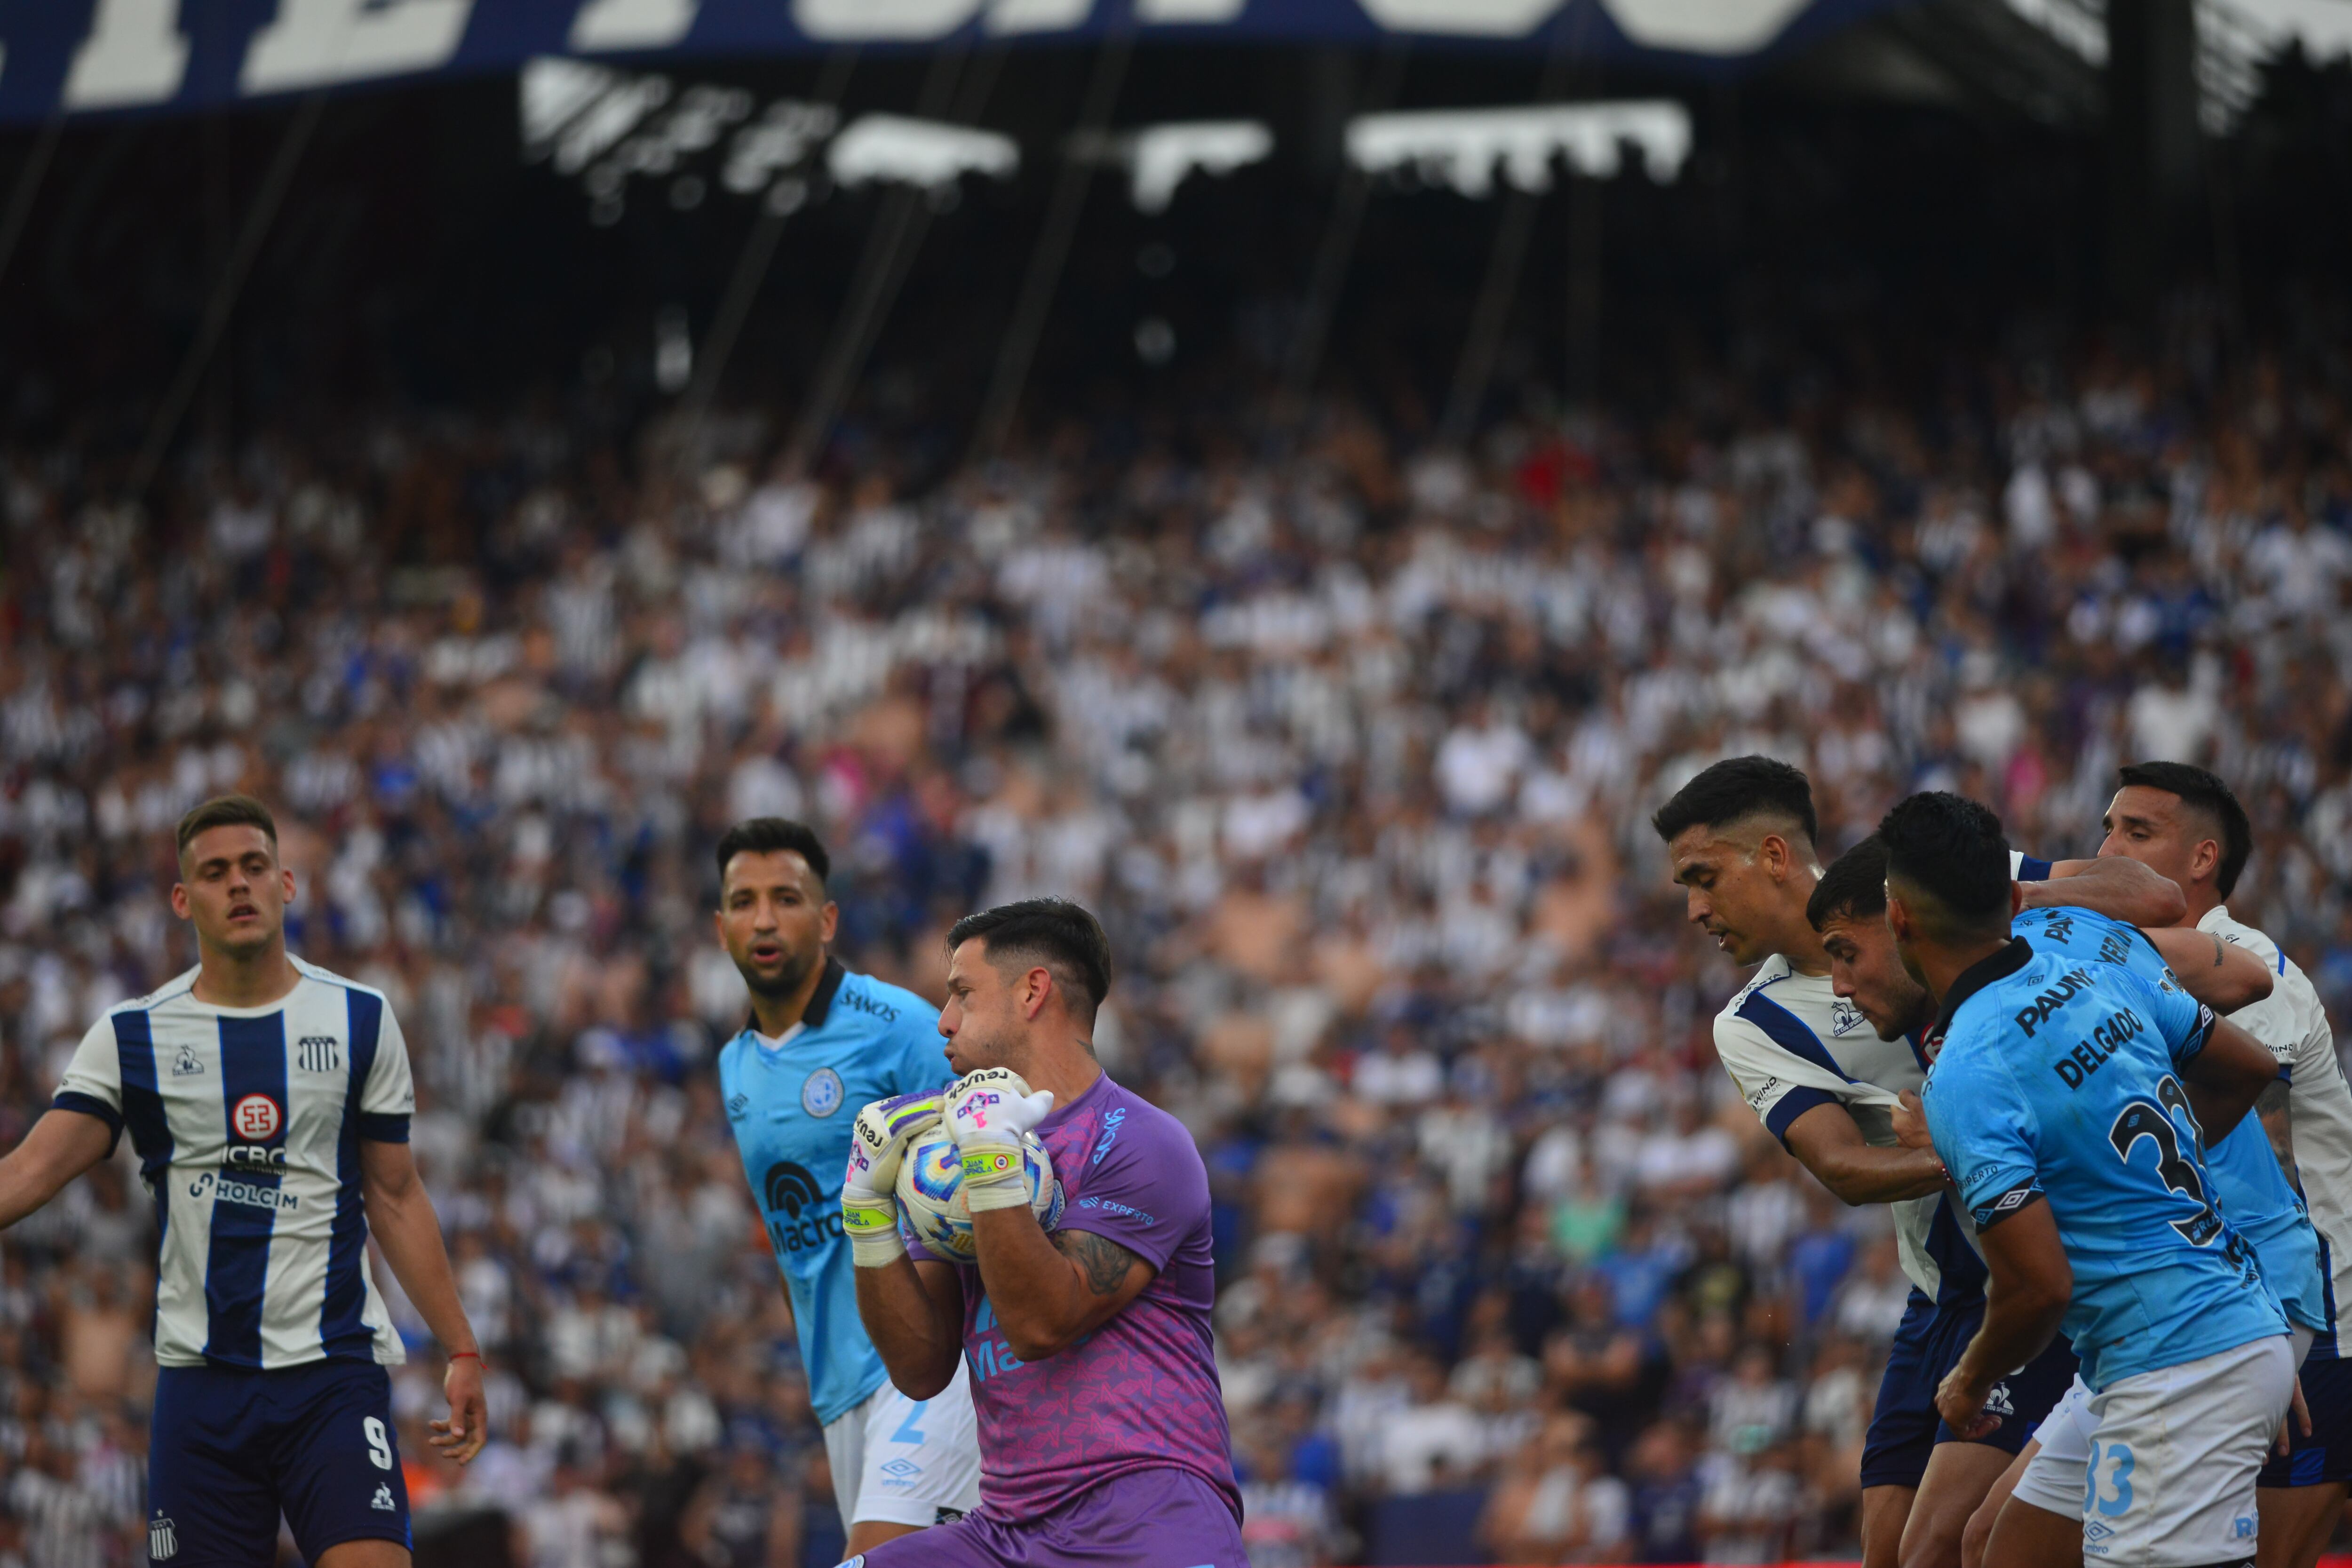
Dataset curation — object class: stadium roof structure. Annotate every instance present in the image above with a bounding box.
[0,0,2337,126]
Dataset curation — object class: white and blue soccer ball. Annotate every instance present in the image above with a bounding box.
[895,1128,1062,1261]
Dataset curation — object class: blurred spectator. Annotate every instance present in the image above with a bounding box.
[0,302,2348,1566]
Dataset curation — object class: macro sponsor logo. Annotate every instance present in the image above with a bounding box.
[2012,968,2094,1038]
[761,1161,842,1255]
[2052,1009,2144,1089]
[190,1171,300,1211]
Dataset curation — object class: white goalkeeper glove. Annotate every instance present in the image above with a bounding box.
[946,1067,1056,1213]
[841,1091,942,1267]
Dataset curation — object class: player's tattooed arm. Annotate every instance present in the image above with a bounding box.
[1054,1228,1145,1296]
[2137,926,2273,1013]
[2257,1075,2299,1188]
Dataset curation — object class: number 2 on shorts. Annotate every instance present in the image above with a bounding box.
[2083,1440,2134,1519]
[364,1416,394,1471]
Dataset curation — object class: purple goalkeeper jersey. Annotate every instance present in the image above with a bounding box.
[910,1071,1239,1521]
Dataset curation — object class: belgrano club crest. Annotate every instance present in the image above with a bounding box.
[150,1512,178,1560]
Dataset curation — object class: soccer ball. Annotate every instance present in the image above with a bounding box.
[895,1128,1063,1261]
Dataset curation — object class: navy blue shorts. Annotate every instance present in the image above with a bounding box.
[1860,1291,2080,1489]
[149,1359,412,1565]
[2260,1350,2352,1488]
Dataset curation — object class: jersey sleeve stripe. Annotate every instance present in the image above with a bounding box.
[50,1090,124,1144]
[321,988,384,1358]
[1763,1084,1840,1144]
[358,1113,410,1142]
[205,1013,289,1367]
[2016,854,2054,881]
[1737,990,1856,1083]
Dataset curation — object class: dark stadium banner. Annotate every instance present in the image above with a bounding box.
[0,0,1905,125]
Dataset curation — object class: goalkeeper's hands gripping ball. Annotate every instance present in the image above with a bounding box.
[842,1091,943,1266]
[946,1067,1056,1213]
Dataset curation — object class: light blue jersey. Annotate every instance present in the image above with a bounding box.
[716,957,952,1425]
[2012,904,2327,1336]
[1922,935,2288,1391]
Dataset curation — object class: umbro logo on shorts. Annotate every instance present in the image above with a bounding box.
[372,1483,397,1512]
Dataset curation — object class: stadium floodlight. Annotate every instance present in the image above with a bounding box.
[827,114,1020,192]
[1126,121,1273,212]
[1344,100,1691,198]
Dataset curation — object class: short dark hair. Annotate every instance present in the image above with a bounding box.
[947,898,1112,1015]
[2118,762,2253,899]
[176,795,278,864]
[1807,835,1890,931]
[1651,756,1818,847]
[1878,792,2012,930]
[715,819,831,889]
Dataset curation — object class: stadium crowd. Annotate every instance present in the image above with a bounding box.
[2,319,2351,1568]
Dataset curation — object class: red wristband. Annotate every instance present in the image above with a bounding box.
[449,1350,482,1363]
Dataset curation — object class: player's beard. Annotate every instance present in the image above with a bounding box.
[739,943,818,1000]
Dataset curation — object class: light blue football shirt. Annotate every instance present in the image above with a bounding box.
[716,958,953,1425]
[2011,903,2325,1336]
[1922,934,2288,1390]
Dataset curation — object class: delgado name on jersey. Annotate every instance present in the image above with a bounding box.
[52,958,415,1370]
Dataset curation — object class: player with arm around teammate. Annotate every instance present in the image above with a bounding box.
[1651,757,2177,1568]
[2090,763,2352,1568]
[1889,791,2294,1568]
[846,898,1245,1568]
[1812,829,2314,1568]
[708,819,977,1556]
[0,795,485,1568]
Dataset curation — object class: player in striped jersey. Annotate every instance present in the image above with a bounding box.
[0,795,485,1568]
[1653,757,2183,1568]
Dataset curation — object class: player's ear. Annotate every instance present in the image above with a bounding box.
[2008,880,2024,918]
[819,900,839,946]
[2190,836,2219,885]
[169,883,190,920]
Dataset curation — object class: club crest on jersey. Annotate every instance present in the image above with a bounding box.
[802,1067,845,1117]
[232,1093,282,1142]
[173,1044,205,1077]
[150,1513,178,1559]
[297,1035,340,1072]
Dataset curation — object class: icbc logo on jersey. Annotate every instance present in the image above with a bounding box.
[232,1093,283,1142]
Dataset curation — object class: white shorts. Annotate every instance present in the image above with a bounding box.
[2012,1335,2295,1568]
[820,1359,982,1532]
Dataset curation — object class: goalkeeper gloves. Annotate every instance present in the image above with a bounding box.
[841,1091,942,1267]
[946,1067,1057,1213]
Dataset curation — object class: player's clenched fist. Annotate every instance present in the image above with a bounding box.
[842,1091,942,1267]
[946,1067,1056,1212]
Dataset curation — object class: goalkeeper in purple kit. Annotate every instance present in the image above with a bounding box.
[842,898,1245,1568]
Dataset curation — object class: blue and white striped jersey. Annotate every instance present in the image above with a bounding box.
[51,957,414,1370]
